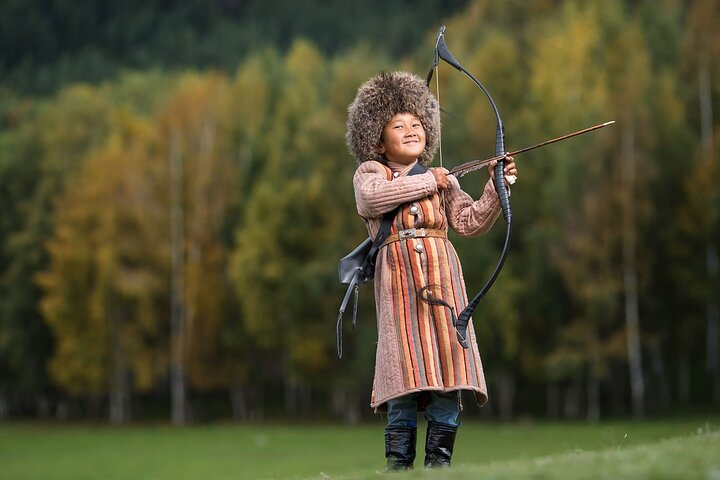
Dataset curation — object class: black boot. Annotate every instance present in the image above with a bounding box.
[424,421,457,468]
[384,425,417,471]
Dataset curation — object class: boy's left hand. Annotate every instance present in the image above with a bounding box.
[488,155,518,185]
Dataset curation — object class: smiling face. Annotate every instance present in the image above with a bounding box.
[377,113,426,165]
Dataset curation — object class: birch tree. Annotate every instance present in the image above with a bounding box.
[681,0,720,405]
[156,72,239,424]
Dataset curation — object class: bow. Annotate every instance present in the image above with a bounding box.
[425,26,615,349]
[426,25,512,348]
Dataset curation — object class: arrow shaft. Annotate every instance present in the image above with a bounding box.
[449,121,615,177]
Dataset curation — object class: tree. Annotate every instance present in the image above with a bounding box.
[1,85,115,417]
[525,2,621,419]
[38,115,168,423]
[606,18,654,418]
[675,0,720,406]
[155,72,241,424]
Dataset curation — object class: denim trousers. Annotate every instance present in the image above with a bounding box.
[386,391,460,428]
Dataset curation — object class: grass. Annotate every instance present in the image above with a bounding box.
[0,417,717,479]
[382,428,719,480]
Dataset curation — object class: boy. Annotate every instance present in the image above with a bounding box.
[345,71,517,470]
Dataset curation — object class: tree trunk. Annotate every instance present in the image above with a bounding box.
[546,383,560,419]
[621,122,645,418]
[37,395,51,419]
[109,305,131,424]
[229,384,264,422]
[183,119,216,402]
[230,386,244,421]
[563,382,581,419]
[332,389,362,424]
[707,245,720,405]
[496,369,515,421]
[284,371,298,415]
[650,343,670,412]
[678,355,691,405]
[586,373,600,422]
[230,385,250,421]
[699,56,720,407]
[610,372,626,416]
[169,133,187,426]
[0,391,7,419]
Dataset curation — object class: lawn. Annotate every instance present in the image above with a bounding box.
[0,416,717,479]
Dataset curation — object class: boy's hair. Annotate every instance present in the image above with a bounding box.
[346,71,440,166]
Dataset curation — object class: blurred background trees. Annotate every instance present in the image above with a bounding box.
[0,0,717,424]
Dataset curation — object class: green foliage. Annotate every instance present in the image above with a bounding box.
[0,0,471,95]
[38,114,167,395]
[0,85,117,396]
[229,40,377,381]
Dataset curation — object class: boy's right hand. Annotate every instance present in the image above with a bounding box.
[431,167,449,190]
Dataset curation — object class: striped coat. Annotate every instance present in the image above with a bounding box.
[353,159,502,410]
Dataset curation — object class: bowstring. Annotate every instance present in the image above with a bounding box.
[433,64,446,210]
[434,65,443,169]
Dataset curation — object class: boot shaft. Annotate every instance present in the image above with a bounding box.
[424,421,458,468]
[384,425,417,471]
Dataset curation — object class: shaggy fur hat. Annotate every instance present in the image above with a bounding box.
[346,71,440,166]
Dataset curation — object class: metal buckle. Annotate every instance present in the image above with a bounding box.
[398,228,427,239]
[399,228,416,239]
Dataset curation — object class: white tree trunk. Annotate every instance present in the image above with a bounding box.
[621,122,645,418]
[169,134,186,426]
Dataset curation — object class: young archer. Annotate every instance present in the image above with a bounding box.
[345,71,517,470]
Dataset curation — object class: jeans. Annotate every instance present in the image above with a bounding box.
[386,391,460,428]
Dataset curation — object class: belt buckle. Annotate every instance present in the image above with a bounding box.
[399,228,427,239]
[399,228,416,239]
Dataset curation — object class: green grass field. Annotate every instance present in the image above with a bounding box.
[1,417,717,479]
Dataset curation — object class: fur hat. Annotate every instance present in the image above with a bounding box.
[345,71,440,166]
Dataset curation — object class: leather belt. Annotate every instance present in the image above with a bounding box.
[382,228,447,247]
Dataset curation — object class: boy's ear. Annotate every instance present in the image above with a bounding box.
[376,141,385,155]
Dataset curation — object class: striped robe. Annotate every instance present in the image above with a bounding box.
[353,159,502,411]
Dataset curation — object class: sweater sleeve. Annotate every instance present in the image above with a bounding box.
[445,175,504,237]
[353,161,438,218]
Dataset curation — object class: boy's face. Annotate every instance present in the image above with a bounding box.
[377,113,426,165]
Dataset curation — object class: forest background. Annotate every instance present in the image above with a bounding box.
[0,0,718,426]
